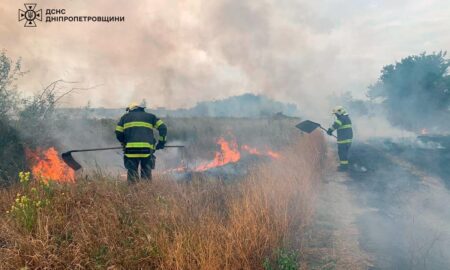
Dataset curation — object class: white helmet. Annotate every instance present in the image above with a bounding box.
[126,101,146,112]
[332,106,347,115]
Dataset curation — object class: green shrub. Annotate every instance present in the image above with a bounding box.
[263,248,299,270]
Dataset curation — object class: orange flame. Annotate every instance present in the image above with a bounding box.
[241,145,262,155]
[26,147,75,183]
[191,138,281,172]
[195,137,241,172]
[242,145,281,159]
[266,150,281,159]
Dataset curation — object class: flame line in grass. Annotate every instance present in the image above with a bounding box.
[195,137,241,172]
[191,138,281,172]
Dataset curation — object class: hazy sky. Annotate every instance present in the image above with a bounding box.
[1,0,449,117]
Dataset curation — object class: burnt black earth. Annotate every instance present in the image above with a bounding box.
[346,137,450,270]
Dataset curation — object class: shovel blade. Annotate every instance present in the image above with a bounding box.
[296,120,321,133]
[61,152,82,171]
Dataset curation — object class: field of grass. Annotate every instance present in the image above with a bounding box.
[0,117,330,269]
[0,136,324,269]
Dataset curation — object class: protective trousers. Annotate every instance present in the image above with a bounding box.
[124,155,155,183]
[337,143,351,169]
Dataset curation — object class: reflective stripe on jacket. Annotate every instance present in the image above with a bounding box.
[115,108,167,158]
[330,114,353,144]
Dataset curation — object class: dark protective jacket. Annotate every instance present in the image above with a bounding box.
[330,113,353,144]
[115,108,167,158]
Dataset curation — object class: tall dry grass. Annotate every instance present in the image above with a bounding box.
[0,134,325,270]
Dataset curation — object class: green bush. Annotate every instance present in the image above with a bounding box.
[263,248,299,270]
[0,119,26,186]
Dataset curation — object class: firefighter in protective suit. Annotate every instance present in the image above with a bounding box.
[115,102,167,182]
[327,106,353,171]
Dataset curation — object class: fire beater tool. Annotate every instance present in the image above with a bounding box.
[296,120,337,138]
[62,145,185,171]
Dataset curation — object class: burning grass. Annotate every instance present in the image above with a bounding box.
[0,134,325,269]
[26,147,75,183]
[192,136,281,172]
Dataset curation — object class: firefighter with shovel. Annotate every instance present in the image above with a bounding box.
[326,106,353,171]
[115,102,167,182]
[296,106,353,172]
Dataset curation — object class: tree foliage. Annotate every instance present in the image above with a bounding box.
[0,52,23,118]
[368,52,450,131]
[0,52,84,185]
[0,53,26,184]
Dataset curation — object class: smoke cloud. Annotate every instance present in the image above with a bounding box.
[1,0,450,119]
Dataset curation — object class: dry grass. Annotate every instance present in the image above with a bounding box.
[0,134,325,270]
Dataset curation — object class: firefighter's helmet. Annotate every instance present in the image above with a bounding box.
[332,106,347,115]
[126,101,146,112]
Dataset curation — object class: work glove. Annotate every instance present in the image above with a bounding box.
[326,128,333,136]
[156,140,166,150]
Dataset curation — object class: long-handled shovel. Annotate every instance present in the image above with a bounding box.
[296,120,337,138]
[62,145,185,171]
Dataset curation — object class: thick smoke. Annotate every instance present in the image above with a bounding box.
[1,0,450,118]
